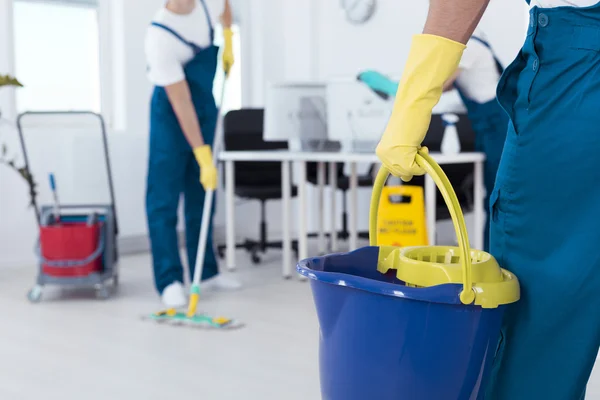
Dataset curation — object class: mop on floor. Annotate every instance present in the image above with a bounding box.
[144,78,243,330]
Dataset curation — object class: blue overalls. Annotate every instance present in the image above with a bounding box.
[145,0,219,294]
[454,36,509,252]
[485,3,600,399]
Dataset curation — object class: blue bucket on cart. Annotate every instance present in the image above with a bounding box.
[297,151,520,400]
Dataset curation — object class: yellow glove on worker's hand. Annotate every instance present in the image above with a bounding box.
[376,34,466,182]
[222,28,235,77]
[193,145,218,190]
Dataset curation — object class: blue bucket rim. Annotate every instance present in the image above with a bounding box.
[297,251,466,306]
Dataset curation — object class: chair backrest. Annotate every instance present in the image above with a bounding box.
[412,113,477,214]
[306,161,346,184]
[223,109,287,188]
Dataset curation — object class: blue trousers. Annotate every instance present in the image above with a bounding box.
[146,113,218,294]
[485,5,600,399]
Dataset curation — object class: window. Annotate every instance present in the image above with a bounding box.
[213,24,242,115]
[13,0,102,113]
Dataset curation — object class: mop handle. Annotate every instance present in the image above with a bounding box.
[49,173,60,223]
[190,79,228,289]
[369,149,475,305]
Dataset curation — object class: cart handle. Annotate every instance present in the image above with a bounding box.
[369,149,475,305]
[16,111,118,235]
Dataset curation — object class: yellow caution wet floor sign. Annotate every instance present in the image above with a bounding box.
[376,185,428,247]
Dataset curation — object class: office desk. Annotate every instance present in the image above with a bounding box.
[218,151,486,279]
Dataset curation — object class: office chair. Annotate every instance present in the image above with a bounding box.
[306,162,375,242]
[217,109,298,264]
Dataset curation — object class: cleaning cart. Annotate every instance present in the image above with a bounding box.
[17,111,119,302]
[297,150,520,400]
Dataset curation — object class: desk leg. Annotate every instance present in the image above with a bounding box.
[225,160,236,271]
[297,161,308,279]
[329,161,338,252]
[474,160,484,251]
[282,161,292,279]
[349,162,358,251]
[425,174,436,245]
[317,161,325,254]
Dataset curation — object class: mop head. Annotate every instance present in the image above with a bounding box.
[145,309,244,330]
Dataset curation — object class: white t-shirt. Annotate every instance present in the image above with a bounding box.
[455,32,501,104]
[530,0,598,7]
[145,0,225,87]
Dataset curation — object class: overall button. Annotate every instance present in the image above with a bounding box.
[538,13,549,27]
[533,59,539,71]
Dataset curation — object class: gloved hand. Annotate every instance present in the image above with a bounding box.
[193,145,218,190]
[376,34,465,182]
[222,28,235,76]
[357,70,399,100]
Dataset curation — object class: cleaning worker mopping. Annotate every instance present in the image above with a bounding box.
[359,29,507,252]
[145,0,240,309]
[376,0,600,398]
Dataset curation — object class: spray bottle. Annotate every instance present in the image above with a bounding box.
[441,113,461,155]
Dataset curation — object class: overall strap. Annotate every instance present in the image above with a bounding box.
[470,35,493,51]
[150,22,202,52]
[198,0,215,43]
[471,35,504,75]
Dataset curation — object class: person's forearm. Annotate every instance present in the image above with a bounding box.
[165,80,204,149]
[424,0,490,44]
[221,0,232,29]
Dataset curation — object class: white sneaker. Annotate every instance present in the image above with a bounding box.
[201,274,242,292]
[161,281,187,308]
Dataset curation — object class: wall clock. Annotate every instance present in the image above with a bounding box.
[340,0,377,25]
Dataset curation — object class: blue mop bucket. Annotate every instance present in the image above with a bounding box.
[297,150,520,400]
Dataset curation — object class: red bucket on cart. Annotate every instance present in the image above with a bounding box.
[39,221,104,277]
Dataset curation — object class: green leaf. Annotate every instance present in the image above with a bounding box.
[0,75,23,88]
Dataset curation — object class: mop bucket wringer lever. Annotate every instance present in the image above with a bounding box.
[370,150,520,308]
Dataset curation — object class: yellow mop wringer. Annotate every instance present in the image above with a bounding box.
[145,78,242,329]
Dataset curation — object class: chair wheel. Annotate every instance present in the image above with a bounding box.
[251,253,261,264]
[27,285,43,303]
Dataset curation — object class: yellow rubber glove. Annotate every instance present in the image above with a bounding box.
[376,34,466,182]
[193,145,218,190]
[222,28,235,77]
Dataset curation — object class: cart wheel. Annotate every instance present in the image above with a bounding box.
[96,285,111,300]
[27,285,43,303]
[251,253,261,265]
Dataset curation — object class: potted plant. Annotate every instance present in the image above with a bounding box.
[0,75,38,208]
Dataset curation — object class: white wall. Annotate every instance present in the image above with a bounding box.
[247,0,527,99]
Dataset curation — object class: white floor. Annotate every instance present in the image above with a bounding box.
[0,249,598,400]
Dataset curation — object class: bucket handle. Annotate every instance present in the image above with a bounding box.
[369,149,476,305]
